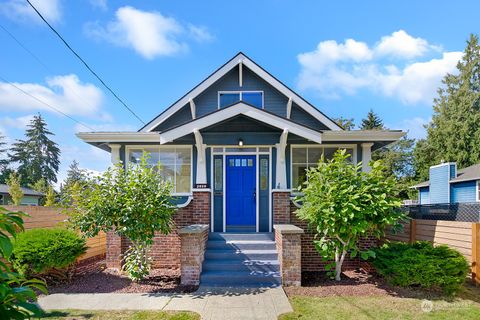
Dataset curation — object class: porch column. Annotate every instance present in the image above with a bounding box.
[193,130,207,184]
[109,144,121,165]
[275,129,289,189]
[179,224,209,286]
[361,143,374,173]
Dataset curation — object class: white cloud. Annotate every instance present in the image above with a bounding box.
[89,0,107,10]
[390,117,431,140]
[297,30,462,105]
[0,74,109,119]
[85,6,213,59]
[0,114,34,131]
[0,0,61,24]
[74,122,136,133]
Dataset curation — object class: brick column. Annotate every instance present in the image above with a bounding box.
[179,224,209,286]
[274,224,304,286]
[273,190,291,224]
[191,190,211,225]
[106,231,124,269]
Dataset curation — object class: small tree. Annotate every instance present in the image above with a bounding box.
[296,150,403,281]
[68,154,176,281]
[7,172,23,205]
[44,185,56,207]
[360,109,385,130]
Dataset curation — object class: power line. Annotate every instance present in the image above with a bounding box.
[0,74,95,131]
[0,22,105,118]
[26,0,146,125]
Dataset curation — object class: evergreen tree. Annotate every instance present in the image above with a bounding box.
[414,34,480,180]
[360,109,385,130]
[9,114,60,186]
[0,133,10,184]
[333,117,355,130]
[7,172,23,205]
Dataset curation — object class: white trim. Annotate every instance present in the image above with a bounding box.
[217,91,264,109]
[322,130,404,141]
[159,103,322,145]
[176,196,193,208]
[124,144,193,195]
[192,188,211,192]
[275,129,289,189]
[239,60,243,87]
[109,144,121,164]
[286,97,292,119]
[193,130,207,184]
[77,132,160,143]
[290,144,358,190]
[361,142,374,173]
[141,53,342,132]
[476,180,479,202]
[256,153,259,232]
[268,147,272,232]
[210,149,214,232]
[189,98,196,119]
[271,189,291,192]
[222,153,226,232]
[429,162,456,169]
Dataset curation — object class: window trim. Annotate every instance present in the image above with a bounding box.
[125,145,193,196]
[217,90,264,109]
[290,144,358,190]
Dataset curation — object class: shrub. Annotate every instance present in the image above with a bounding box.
[11,228,87,277]
[372,241,470,295]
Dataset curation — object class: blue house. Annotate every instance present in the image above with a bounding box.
[77,52,404,283]
[412,162,480,205]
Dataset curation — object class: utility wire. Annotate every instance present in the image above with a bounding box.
[26,0,146,125]
[0,74,95,131]
[0,22,104,117]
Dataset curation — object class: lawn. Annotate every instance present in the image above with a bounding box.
[38,310,200,320]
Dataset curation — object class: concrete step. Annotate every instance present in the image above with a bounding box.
[200,270,281,287]
[203,259,280,272]
[206,240,277,251]
[204,249,278,261]
[208,232,274,242]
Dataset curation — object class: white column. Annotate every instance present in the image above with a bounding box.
[361,143,374,172]
[275,129,289,189]
[109,144,121,165]
[193,130,207,184]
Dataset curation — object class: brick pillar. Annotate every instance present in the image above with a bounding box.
[106,231,124,269]
[273,190,291,224]
[274,224,304,286]
[179,224,209,286]
[191,190,211,225]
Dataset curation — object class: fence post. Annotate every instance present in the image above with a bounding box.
[472,223,480,285]
[409,219,417,244]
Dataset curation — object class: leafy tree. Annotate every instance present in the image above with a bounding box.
[68,154,176,281]
[414,34,480,180]
[0,207,47,318]
[295,150,403,281]
[9,114,60,186]
[7,172,23,206]
[0,134,11,184]
[44,185,56,207]
[60,160,87,203]
[360,109,385,130]
[333,117,355,130]
[30,178,48,205]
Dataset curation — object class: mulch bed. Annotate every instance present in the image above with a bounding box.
[284,269,432,298]
[47,259,197,294]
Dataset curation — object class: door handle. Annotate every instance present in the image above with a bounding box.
[253,190,256,200]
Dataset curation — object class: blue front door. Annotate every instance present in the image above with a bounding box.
[226,155,256,230]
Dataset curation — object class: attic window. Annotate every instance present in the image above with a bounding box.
[218,91,263,108]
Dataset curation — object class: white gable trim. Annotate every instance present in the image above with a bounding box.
[159,103,322,144]
[141,53,342,132]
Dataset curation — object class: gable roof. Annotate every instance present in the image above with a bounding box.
[140,52,342,132]
[159,102,323,144]
[411,163,480,188]
[0,184,44,196]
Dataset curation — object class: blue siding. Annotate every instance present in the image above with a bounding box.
[429,164,451,204]
[450,164,456,179]
[419,187,430,205]
[153,104,192,132]
[450,181,477,203]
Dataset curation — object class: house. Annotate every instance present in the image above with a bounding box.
[0,184,44,206]
[78,52,404,286]
[412,162,480,205]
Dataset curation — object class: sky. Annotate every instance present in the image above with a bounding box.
[0,0,478,186]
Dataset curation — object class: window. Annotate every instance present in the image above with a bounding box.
[291,146,354,189]
[218,91,263,108]
[128,146,191,194]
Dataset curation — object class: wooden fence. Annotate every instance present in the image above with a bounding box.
[387,219,480,284]
[2,205,106,263]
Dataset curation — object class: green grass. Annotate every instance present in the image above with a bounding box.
[38,309,200,320]
[280,295,480,320]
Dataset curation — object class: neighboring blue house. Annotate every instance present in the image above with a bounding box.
[412,162,480,205]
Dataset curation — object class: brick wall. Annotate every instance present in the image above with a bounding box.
[274,225,303,286]
[179,225,209,285]
[105,190,211,270]
[289,202,378,272]
[273,191,291,224]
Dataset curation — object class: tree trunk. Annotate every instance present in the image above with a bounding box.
[335,248,347,281]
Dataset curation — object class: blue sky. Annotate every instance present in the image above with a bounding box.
[0,0,478,185]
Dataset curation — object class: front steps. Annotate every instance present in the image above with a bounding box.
[201,232,281,287]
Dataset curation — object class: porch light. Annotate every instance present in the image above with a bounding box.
[238,138,244,146]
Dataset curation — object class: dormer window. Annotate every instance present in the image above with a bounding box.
[218,91,263,109]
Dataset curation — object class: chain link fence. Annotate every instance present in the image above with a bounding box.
[401,203,480,222]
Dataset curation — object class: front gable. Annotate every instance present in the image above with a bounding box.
[142,52,342,133]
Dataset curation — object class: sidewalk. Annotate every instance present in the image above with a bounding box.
[38,286,293,320]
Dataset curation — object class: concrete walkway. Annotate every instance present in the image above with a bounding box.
[38,286,293,320]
